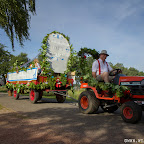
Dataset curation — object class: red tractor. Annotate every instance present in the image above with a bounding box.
[78,69,144,123]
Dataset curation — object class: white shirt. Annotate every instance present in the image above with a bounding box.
[92,58,113,75]
[35,62,41,69]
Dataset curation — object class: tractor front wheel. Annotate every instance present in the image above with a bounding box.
[29,90,39,104]
[78,91,100,114]
[120,101,142,123]
[13,90,19,100]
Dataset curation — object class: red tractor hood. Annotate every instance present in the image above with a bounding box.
[119,76,144,82]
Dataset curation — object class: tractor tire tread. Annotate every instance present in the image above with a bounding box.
[120,101,142,123]
[78,91,100,114]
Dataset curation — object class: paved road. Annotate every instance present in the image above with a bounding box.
[0,93,144,144]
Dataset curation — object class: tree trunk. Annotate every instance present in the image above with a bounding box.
[2,74,6,85]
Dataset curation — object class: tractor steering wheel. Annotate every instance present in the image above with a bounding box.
[109,69,122,76]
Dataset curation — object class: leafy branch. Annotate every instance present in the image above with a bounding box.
[88,77,130,97]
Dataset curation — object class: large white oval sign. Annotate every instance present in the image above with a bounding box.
[46,33,70,73]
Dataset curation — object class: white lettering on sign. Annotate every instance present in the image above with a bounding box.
[46,33,70,73]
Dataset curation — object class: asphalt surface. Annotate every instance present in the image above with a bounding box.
[0,93,144,144]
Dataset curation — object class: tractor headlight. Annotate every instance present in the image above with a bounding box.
[121,81,141,85]
[131,81,141,85]
[121,82,130,85]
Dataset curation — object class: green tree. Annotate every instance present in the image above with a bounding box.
[111,63,144,76]
[138,71,144,76]
[10,52,30,67]
[128,67,139,76]
[113,63,124,69]
[0,44,29,84]
[0,44,12,84]
[0,0,36,50]
[108,62,113,68]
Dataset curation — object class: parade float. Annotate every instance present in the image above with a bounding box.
[6,31,74,103]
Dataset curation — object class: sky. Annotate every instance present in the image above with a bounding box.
[1,0,144,71]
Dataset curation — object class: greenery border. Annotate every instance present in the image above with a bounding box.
[39,31,71,76]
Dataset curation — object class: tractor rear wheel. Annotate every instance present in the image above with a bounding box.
[101,105,118,113]
[78,91,100,114]
[13,90,19,100]
[120,101,142,123]
[29,90,39,104]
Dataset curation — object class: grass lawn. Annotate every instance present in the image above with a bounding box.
[0,104,4,110]
[21,89,84,102]
[42,95,77,102]
[42,89,85,102]
[0,85,8,93]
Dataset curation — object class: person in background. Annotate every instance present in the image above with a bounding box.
[34,59,41,75]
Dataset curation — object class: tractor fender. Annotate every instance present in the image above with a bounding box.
[80,83,118,101]
[80,83,99,98]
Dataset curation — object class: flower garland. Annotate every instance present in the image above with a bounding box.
[39,31,71,76]
[6,82,49,93]
[6,78,130,97]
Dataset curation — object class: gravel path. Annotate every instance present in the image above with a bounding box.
[0,93,144,144]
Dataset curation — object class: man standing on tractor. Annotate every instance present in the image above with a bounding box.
[92,50,114,83]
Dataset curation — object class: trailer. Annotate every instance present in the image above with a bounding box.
[7,68,74,103]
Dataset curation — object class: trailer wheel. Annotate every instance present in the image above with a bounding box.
[78,91,100,114]
[120,101,142,123]
[101,105,118,113]
[56,94,66,103]
[38,91,43,101]
[142,105,144,111]
[29,90,39,104]
[13,90,19,100]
